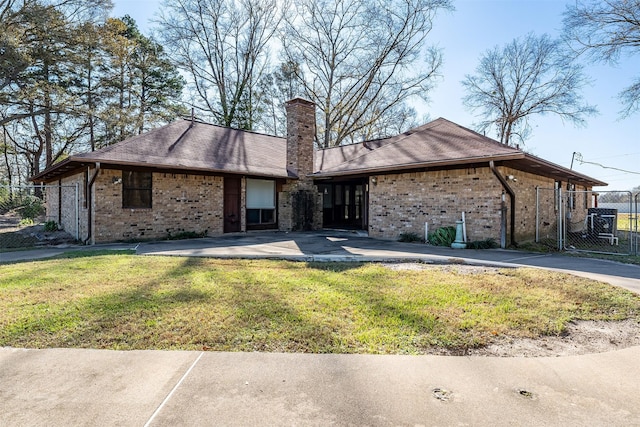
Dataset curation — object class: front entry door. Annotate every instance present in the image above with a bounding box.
[224,177,241,233]
[318,180,367,229]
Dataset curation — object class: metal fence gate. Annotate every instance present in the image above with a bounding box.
[536,188,638,256]
[0,184,80,248]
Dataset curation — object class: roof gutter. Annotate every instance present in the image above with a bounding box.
[84,162,100,245]
[489,160,516,248]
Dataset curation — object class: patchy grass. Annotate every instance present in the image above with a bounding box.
[1,255,639,354]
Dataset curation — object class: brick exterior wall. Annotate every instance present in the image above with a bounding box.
[368,167,503,241]
[498,166,553,243]
[46,162,593,245]
[368,165,593,245]
[92,169,224,243]
[499,166,592,242]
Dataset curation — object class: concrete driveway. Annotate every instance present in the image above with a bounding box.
[132,231,640,293]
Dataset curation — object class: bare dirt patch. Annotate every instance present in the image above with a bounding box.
[384,263,640,357]
[469,319,640,357]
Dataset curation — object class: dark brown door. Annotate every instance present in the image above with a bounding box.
[224,177,241,233]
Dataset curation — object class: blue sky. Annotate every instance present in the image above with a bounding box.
[112,0,639,191]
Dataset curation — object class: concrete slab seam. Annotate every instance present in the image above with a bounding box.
[499,254,550,263]
[143,351,204,427]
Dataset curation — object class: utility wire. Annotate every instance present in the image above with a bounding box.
[573,152,640,175]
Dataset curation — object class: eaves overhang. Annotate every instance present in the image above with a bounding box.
[31,157,295,183]
[311,153,525,178]
[512,154,607,187]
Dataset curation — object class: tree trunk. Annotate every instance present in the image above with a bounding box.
[44,61,53,167]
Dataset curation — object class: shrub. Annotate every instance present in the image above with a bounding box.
[17,196,44,220]
[466,238,499,249]
[427,226,456,246]
[44,220,59,232]
[398,231,423,243]
[167,231,206,240]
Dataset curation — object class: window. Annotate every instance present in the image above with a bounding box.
[246,178,275,226]
[123,171,152,209]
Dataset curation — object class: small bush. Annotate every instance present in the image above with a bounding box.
[44,220,59,232]
[427,226,456,246]
[398,231,423,243]
[19,218,34,227]
[167,231,206,240]
[17,196,44,220]
[466,238,499,249]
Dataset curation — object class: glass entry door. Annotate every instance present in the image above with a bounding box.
[318,180,367,229]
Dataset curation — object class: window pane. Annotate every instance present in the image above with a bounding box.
[247,209,260,224]
[246,179,275,209]
[261,209,275,224]
[319,185,333,208]
[123,171,152,209]
[123,170,151,188]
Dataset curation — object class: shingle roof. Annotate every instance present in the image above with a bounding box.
[313,118,606,186]
[33,119,291,181]
[314,118,522,176]
[33,116,606,187]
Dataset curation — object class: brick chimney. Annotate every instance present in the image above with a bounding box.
[279,98,321,231]
[285,98,315,184]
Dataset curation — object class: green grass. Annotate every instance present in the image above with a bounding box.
[618,213,638,232]
[1,254,639,354]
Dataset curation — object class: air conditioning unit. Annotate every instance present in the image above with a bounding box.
[587,208,617,236]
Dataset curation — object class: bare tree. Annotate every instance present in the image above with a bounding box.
[255,60,305,136]
[157,0,286,129]
[563,0,640,117]
[462,33,597,147]
[282,0,451,148]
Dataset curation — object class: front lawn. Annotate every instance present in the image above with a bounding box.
[1,253,638,354]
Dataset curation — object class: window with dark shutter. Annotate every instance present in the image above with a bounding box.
[122,171,152,209]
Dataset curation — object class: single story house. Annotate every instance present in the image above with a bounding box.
[32,98,605,245]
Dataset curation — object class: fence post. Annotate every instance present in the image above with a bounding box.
[75,183,79,241]
[500,192,507,249]
[632,193,640,255]
[535,186,539,243]
[557,188,563,251]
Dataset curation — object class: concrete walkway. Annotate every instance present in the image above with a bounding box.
[1,346,639,426]
[2,231,640,426]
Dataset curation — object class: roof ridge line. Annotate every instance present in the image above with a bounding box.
[177,117,286,140]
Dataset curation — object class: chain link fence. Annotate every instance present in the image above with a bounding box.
[635,193,640,255]
[0,184,80,249]
[536,187,637,256]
